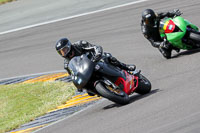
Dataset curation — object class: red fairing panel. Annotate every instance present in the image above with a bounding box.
[115,71,138,95]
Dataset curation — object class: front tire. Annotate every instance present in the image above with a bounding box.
[95,82,130,105]
[135,74,151,95]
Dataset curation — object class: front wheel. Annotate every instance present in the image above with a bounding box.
[135,74,151,95]
[95,82,130,105]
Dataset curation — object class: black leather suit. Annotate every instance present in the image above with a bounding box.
[64,40,131,73]
[141,11,178,48]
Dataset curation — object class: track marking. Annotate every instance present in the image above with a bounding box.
[22,72,68,83]
[48,93,101,112]
[10,124,47,133]
[0,70,65,82]
[0,0,148,35]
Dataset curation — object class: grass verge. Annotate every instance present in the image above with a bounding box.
[0,0,16,5]
[0,81,76,133]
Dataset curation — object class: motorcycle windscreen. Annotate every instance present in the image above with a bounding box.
[68,54,94,89]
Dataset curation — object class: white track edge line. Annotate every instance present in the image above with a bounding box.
[0,0,148,35]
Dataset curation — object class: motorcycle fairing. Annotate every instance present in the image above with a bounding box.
[184,19,199,31]
[96,61,138,95]
[159,17,193,49]
[68,55,94,89]
[115,70,138,95]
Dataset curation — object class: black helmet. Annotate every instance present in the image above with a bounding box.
[142,9,156,27]
[55,38,72,58]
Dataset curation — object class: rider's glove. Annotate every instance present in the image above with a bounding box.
[93,53,102,62]
[93,46,103,62]
[173,9,182,16]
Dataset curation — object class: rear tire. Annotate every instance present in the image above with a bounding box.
[135,74,151,95]
[95,82,130,105]
[189,31,200,42]
[189,31,200,48]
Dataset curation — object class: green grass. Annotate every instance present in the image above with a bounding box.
[0,81,76,133]
[0,0,16,5]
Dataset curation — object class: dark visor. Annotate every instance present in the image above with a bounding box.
[58,46,70,57]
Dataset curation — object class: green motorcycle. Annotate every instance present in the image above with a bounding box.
[159,15,200,58]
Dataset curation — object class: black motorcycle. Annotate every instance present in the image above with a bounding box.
[68,53,151,105]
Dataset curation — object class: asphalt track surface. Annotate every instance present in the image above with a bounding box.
[1,0,200,133]
[0,0,142,34]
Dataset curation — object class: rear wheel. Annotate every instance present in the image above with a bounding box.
[189,30,200,47]
[135,74,151,95]
[95,82,130,105]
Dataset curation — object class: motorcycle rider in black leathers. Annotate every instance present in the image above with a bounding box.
[141,9,182,59]
[55,38,136,92]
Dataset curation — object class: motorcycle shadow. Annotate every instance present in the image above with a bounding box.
[103,89,160,110]
[172,48,200,58]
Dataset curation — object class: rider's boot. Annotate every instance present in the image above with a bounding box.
[158,46,172,59]
[108,56,136,71]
